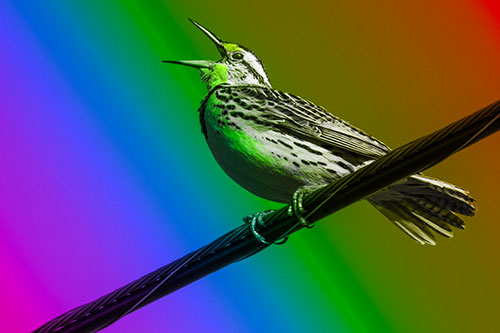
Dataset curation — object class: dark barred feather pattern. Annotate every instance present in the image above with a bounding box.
[369,174,475,244]
[200,85,476,245]
[199,84,390,159]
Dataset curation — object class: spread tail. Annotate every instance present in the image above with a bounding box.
[368,174,475,245]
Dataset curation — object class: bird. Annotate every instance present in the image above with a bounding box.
[163,19,475,245]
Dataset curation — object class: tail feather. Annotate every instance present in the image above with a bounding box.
[402,200,455,236]
[409,174,473,202]
[372,201,436,245]
[406,174,475,216]
[369,174,475,245]
[411,211,453,238]
[409,197,466,229]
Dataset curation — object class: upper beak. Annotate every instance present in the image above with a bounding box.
[188,18,227,57]
[162,19,227,68]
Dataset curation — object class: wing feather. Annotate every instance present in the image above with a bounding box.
[232,86,390,159]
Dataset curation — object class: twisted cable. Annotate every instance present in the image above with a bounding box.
[35,99,500,332]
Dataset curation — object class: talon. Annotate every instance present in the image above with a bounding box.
[244,210,288,245]
[244,210,274,226]
[289,185,323,228]
[250,216,270,244]
[296,191,304,212]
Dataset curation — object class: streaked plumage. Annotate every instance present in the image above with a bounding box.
[199,84,384,202]
[164,20,475,245]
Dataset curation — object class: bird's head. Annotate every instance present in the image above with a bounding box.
[163,19,271,90]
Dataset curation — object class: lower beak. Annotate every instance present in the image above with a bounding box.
[162,60,211,69]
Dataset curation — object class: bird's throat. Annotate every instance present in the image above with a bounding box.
[200,64,228,90]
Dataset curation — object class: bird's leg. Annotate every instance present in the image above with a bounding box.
[288,185,324,228]
[244,210,286,244]
[243,210,275,226]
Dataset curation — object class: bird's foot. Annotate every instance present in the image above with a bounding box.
[287,185,323,228]
[244,210,287,245]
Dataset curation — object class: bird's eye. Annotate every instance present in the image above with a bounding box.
[231,52,244,60]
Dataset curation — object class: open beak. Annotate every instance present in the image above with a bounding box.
[162,19,227,68]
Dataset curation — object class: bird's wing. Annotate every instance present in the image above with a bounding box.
[234,86,391,159]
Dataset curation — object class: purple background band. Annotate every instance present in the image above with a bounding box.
[1,1,499,332]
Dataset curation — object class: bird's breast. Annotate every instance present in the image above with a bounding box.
[201,96,301,203]
[199,92,354,203]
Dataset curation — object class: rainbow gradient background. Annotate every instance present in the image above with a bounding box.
[1,1,500,332]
